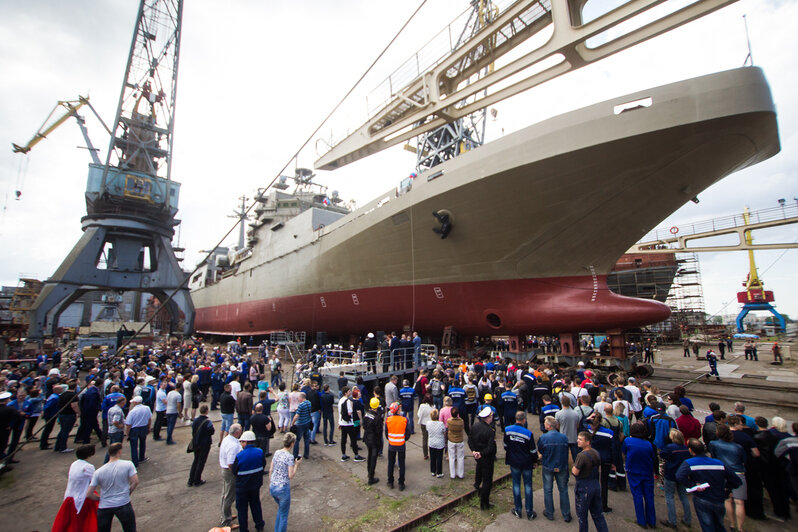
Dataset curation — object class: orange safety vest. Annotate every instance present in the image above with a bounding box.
[386,414,407,446]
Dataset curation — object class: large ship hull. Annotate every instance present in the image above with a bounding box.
[192,68,779,337]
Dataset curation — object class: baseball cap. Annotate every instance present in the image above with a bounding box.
[240,431,256,442]
[478,406,493,418]
[370,397,380,409]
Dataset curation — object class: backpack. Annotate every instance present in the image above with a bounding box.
[465,385,477,402]
[430,379,442,397]
[341,398,352,422]
[140,386,154,408]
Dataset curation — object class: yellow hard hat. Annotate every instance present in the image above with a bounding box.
[484,393,493,401]
[370,397,380,409]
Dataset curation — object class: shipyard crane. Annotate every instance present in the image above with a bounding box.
[11,96,111,198]
[29,0,193,339]
[735,208,786,333]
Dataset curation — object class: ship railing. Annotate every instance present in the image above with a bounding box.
[318,345,439,379]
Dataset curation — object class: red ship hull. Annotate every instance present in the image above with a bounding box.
[194,274,670,336]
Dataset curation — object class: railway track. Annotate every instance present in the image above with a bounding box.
[646,368,798,410]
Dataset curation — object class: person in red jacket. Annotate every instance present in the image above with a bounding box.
[675,406,701,441]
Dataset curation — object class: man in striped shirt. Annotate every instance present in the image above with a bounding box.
[291,393,312,460]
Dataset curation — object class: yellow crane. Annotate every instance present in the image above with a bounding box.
[11,95,110,199]
[13,94,112,161]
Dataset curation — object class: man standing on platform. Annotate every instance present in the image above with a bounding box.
[469,406,497,510]
[363,333,379,374]
[412,331,422,367]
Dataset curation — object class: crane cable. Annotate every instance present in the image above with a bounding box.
[109,0,431,358]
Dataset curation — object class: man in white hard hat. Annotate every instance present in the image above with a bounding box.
[232,430,267,532]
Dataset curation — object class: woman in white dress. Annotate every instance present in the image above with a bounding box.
[52,445,99,532]
[182,373,193,423]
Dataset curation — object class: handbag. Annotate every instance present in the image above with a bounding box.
[186,439,194,453]
[289,424,298,435]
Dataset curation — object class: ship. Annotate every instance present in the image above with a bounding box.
[190,66,780,339]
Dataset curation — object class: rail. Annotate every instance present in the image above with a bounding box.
[639,203,798,243]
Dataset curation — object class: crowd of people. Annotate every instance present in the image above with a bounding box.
[0,339,797,532]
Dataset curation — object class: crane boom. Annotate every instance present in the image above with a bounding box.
[12,97,88,154]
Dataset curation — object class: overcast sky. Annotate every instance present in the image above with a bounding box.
[1,0,796,324]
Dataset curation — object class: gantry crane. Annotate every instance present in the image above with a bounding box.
[735,208,786,333]
[29,0,193,339]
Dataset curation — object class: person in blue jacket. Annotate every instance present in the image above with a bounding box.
[447,382,466,418]
[232,430,268,532]
[399,380,416,434]
[504,411,538,520]
[623,421,657,529]
[500,387,520,432]
[659,428,692,528]
[538,416,571,522]
[39,385,62,450]
[539,395,560,432]
[588,414,617,513]
[676,438,742,532]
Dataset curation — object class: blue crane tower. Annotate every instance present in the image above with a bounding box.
[28,0,193,339]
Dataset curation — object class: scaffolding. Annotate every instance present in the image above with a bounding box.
[666,253,707,336]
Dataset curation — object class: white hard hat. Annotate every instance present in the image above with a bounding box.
[367,333,374,338]
[130,396,143,403]
[240,431,257,442]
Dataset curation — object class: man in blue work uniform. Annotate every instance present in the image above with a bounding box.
[504,411,538,520]
[399,380,416,434]
[211,367,226,411]
[500,386,519,432]
[676,438,741,532]
[588,415,617,513]
[447,381,466,420]
[623,421,657,528]
[706,349,720,381]
[538,416,571,522]
[572,431,609,532]
[39,384,62,449]
[522,369,536,413]
[532,380,550,415]
[232,430,267,532]
[539,395,560,433]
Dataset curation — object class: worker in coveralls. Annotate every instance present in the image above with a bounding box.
[362,397,383,485]
[706,349,720,381]
[232,430,267,532]
[385,402,410,491]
